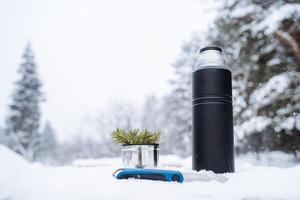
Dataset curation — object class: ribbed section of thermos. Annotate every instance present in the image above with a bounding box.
[192,46,235,173]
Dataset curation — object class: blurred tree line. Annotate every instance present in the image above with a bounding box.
[1,0,299,164]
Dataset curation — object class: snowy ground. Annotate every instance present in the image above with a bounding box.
[1,145,300,200]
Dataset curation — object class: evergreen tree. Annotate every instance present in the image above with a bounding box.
[209,0,300,153]
[96,101,139,157]
[163,35,202,156]
[0,127,4,145]
[38,122,57,163]
[141,95,163,131]
[4,44,44,161]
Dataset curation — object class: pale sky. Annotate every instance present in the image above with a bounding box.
[0,0,217,140]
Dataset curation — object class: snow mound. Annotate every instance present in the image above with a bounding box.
[0,145,33,197]
[72,157,122,167]
[0,145,32,179]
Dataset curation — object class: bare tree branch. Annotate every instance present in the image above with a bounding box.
[274,29,300,66]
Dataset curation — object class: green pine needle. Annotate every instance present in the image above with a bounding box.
[111,128,161,145]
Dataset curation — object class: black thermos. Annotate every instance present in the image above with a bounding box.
[192,46,234,173]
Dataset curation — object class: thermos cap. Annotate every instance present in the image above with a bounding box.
[199,46,222,53]
[195,45,228,70]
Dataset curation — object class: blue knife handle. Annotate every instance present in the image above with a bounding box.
[113,168,184,183]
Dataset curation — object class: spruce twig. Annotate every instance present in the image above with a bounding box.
[111,128,161,145]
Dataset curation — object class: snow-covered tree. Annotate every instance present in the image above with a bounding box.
[139,95,174,154]
[141,95,163,131]
[0,127,5,145]
[163,35,202,156]
[209,0,300,153]
[37,122,57,163]
[4,44,44,161]
[96,101,140,157]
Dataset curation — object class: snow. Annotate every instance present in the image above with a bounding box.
[0,145,33,199]
[72,157,121,167]
[235,151,298,168]
[296,114,300,130]
[244,71,300,134]
[1,145,300,200]
[250,72,292,109]
[230,4,261,18]
[235,116,272,138]
[266,58,281,66]
[280,117,296,131]
[254,4,300,34]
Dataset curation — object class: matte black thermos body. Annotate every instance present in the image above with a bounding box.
[192,46,234,173]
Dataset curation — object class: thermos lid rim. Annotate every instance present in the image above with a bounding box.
[200,46,222,53]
